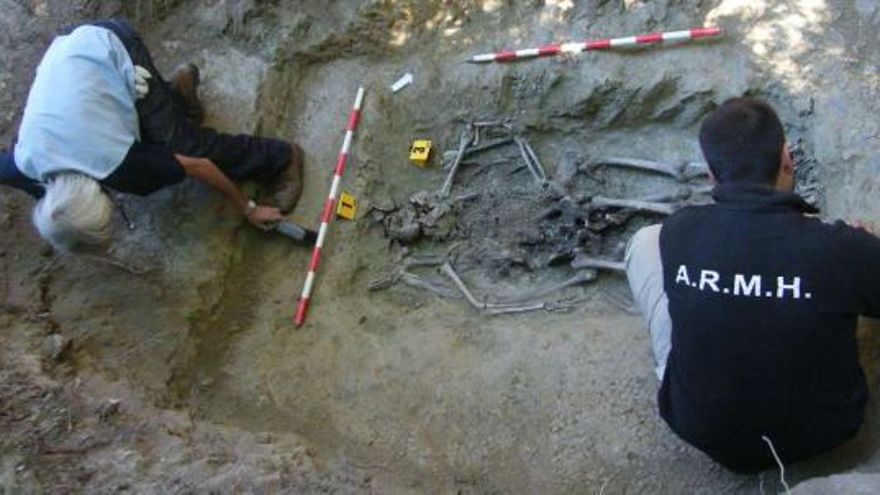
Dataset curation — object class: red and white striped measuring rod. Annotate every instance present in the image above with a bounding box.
[294,86,366,328]
[467,27,723,64]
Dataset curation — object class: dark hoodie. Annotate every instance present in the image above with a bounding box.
[658,183,880,473]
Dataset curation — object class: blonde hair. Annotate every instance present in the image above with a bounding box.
[33,172,114,252]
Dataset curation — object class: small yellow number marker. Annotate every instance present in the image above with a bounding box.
[336,191,357,220]
[409,140,432,166]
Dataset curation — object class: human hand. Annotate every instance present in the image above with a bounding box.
[245,204,284,230]
[134,65,151,99]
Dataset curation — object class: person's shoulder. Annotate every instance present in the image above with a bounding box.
[789,215,880,255]
[662,203,714,229]
[820,218,880,244]
[798,215,859,237]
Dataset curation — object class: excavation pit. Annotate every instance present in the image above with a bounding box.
[3,1,880,493]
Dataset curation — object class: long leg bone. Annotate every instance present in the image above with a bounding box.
[590,196,677,215]
[514,137,544,184]
[400,272,462,299]
[440,129,474,197]
[588,157,710,181]
[441,261,486,310]
[499,269,597,304]
[520,138,547,182]
[591,157,682,179]
[486,303,547,316]
[440,261,556,314]
[368,255,449,291]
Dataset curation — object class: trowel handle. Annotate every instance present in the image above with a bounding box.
[275,221,318,244]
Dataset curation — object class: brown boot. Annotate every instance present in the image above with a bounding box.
[169,63,205,126]
[260,142,304,214]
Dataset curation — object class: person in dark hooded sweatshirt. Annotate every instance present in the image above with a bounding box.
[625,97,880,473]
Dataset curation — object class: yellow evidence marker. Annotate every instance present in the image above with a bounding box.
[409,139,432,166]
[336,191,357,220]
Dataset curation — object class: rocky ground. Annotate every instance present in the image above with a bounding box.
[2,0,880,493]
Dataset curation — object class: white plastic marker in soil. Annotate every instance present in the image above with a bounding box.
[466,27,723,64]
[391,73,413,93]
[294,86,366,327]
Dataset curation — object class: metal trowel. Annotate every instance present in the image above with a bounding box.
[274,220,318,245]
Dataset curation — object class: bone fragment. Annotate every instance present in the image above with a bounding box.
[570,256,626,273]
[454,192,481,204]
[368,255,448,291]
[82,254,154,275]
[556,150,580,188]
[442,137,515,167]
[681,161,710,180]
[465,137,515,157]
[472,119,512,129]
[640,184,714,203]
[590,196,677,215]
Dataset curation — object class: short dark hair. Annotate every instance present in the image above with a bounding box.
[698,97,786,185]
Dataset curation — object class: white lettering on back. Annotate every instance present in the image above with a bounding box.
[733,274,762,297]
[675,265,691,285]
[776,276,801,299]
[699,270,720,292]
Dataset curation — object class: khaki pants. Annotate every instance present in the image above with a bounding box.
[625,225,671,380]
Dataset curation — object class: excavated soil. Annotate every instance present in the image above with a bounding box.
[2,0,880,493]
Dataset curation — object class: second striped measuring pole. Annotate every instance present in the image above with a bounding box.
[294,86,365,328]
[467,27,723,64]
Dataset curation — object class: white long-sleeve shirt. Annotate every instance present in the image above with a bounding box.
[14,25,140,182]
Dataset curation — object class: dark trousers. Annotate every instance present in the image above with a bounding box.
[86,20,290,182]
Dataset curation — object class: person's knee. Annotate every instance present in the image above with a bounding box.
[269,139,295,179]
[625,224,662,268]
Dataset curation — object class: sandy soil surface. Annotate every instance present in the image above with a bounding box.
[2,0,880,493]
